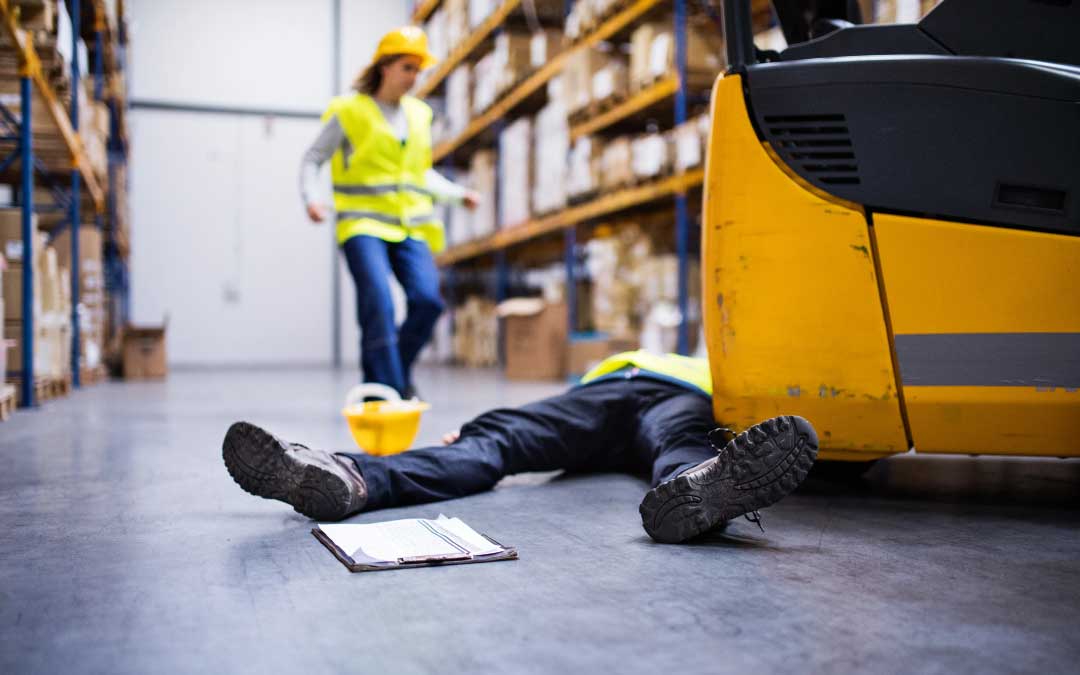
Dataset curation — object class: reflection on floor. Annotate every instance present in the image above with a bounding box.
[1,365,1077,674]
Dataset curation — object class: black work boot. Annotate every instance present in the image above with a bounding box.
[223,421,368,521]
[639,415,819,544]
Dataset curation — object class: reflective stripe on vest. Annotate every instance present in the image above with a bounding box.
[327,93,445,252]
[580,350,713,396]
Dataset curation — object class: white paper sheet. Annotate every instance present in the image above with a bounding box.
[318,519,463,565]
[434,515,503,556]
[318,516,503,565]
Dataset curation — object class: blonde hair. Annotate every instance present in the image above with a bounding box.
[353,55,403,95]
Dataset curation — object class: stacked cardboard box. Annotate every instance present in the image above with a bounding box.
[1,209,71,381]
[567,135,602,200]
[471,52,498,114]
[530,29,562,69]
[468,0,498,29]
[628,20,726,91]
[631,132,672,180]
[591,54,629,104]
[444,0,469,52]
[452,296,498,367]
[561,45,621,116]
[493,31,532,94]
[672,114,711,173]
[565,0,622,41]
[532,101,568,215]
[2,210,43,379]
[425,9,449,63]
[78,80,110,182]
[467,149,497,239]
[599,137,633,190]
[446,65,471,136]
[52,225,105,370]
[498,116,532,227]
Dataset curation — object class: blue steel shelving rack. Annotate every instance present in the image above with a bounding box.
[411,0,699,355]
[0,0,118,407]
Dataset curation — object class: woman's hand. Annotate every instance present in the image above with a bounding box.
[462,190,481,211]
[306,203,328,223]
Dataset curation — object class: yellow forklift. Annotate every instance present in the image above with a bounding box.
[703,0,1080,460]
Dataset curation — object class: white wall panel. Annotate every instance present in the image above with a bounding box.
[128,0,333,111]
[128,0,417,366]
[130,110,333,365]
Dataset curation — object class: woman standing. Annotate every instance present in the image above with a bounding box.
[300,26,478,398]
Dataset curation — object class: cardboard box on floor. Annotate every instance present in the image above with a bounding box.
[497,298,567,380]
[122,323,167,379]
[567,334,638,377]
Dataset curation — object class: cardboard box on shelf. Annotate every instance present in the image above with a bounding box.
[591,57,629,103]
[532,101,569,215]
[498,298,567,380]
[530,28,562,68]
[631,132,672,179]
[567,334,638,376]
[51,224,103,280]
[630,21,726,90]
[468,0,498,28]
[471,52,499,114]
[424,9,449,62]
[673,114,711,172]
[563,47,617,115]
[122,324,167,379]
[0,209,42,267]
[5,312,65,378]
[467,149,497,239]
[452,296,498,367]
[446,65,472,135]
[498,116,532,227]
[599,136,633,190]
[567,136,603,199]
[444,0,469,51]
[494,30,532,93]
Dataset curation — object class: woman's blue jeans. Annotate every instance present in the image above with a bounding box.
[341,234,445,396]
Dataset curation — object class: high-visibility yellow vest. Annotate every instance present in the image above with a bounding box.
[326,93,445,252]
[580,350,713,396]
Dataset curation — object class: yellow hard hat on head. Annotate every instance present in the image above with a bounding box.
[373,26,438,69]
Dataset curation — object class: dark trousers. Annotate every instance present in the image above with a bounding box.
[341,234,445,397]
[340,377,718,511]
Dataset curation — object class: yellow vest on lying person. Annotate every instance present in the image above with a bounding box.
[327,93,445,252]
[580,350,713,396]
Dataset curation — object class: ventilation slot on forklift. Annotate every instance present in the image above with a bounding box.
[764,114,860,185]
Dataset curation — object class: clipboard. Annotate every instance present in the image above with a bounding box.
[311,524,518,573]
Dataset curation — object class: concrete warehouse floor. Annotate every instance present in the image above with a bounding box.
[1,366,1078,674]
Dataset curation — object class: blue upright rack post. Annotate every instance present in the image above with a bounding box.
[69,0,82,387]
[565,227,576,334]
[674,0,690,355]
[19,74,34,407]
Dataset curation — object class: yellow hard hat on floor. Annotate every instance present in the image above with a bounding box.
[373,26,438,69]
[341,384,430,456]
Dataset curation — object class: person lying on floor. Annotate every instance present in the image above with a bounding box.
[222,351,819,544]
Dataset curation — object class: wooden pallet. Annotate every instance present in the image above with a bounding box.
[80,365,108,385]
[0,384,14,420]
[9,373,71,405]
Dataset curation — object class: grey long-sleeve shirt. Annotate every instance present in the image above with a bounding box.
[299,99,466,207]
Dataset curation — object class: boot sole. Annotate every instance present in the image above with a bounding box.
[222,421,356,521]
[639,415,819,544]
